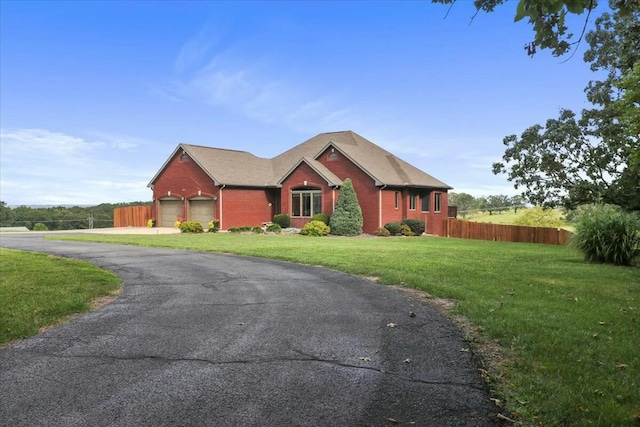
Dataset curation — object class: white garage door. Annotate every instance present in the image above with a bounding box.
[159,200,183,227]
[189,199,215,227]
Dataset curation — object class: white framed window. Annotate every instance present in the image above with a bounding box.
[409,193,417,211]
[434,193,442,212]
[291,189,322,217]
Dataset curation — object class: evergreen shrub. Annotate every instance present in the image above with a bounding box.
[375,227,391,237]
[300,220,330,237]
[384,222,402,235]
[400,224,414,236]
[266,223,282,233]
[273,214,291,228]
[330,178,363,236]
[402,218,425,235]
[179,221,204,233]
[311,213,330,225]
[33,223,49,231]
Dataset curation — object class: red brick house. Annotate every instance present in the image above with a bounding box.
[148,131,451,235]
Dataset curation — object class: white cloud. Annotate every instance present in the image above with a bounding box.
[166,31,354,135]
[0,128,154,205]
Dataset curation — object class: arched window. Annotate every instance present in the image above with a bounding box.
[291,187,322,217]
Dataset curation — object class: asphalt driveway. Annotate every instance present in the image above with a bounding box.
[0,233,499,426]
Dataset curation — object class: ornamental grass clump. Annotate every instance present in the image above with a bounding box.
[330,178,363,236]
[572,204,639,266]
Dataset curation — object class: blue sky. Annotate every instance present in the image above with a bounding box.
[0,1,607,206]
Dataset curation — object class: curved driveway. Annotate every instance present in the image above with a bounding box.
[0,234,498,426]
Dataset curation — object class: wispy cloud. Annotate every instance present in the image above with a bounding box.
[0,128,154,205]
[166,28,354,134]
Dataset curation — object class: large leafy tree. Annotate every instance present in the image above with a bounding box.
[492,5,640,210]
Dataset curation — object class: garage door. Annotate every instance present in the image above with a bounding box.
[189,199,215,227]
[159,200,183,227]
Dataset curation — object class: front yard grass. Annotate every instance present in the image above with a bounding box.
[0,248,121,346]
[49,234,640,425]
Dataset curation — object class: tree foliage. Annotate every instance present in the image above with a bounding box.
[0,202,150,230]
[330,178,363,236]
[514,206,565,227]
[493,5,640,211]
[433,0,639,57]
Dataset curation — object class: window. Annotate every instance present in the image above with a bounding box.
[180,153,190,162]
[394,192,399,209]
[409,193,417,210]
[291,189,322,217]
[421,191,431,212]
[328,152,339,161]
[434,193,442,212]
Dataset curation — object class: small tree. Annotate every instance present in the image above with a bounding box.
[330,178,363,236]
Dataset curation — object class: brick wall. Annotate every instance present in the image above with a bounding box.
[280,162,336,229]
[317,147,379,233]
[151,152,220,224]
[219,187,275,229]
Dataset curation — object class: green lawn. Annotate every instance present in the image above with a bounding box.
[465,208,565,226]
[0,248,121,345]
[40,234,640,425]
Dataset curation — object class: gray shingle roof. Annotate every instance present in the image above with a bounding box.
[149,131,451,189]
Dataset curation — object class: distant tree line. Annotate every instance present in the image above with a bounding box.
[0,201,151,230]
[448,193,527,218]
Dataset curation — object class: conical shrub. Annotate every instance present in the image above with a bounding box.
[330,178,363,236]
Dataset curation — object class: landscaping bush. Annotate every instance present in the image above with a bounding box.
[402,218,425,235]
[179,221,204,233]
[330,178,363,236]
[400,223,414,236]
[572,204,640,266]
[32,223,49,231]
[208,220,219,233]
[300,220,330,237]
[265,223,282,233]
[311,213,330,225]
[384,222,402,235]
[252,226,264,234]
[273,214,291,228]
[229,226,253,233]
[375,227,391,237]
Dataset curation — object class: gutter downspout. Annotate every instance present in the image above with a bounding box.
[378,185,387,228]
[219,184,226,230]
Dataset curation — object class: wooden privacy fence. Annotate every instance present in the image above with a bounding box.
[445,219,572,245]
[113,206,152,227]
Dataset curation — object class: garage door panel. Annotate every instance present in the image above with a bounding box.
[159,200,183,227]
[189,199,215,227]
